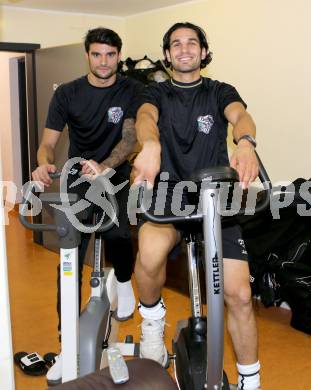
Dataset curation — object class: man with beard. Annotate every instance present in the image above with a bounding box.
[133,22,261,390]
[32,27,142,385]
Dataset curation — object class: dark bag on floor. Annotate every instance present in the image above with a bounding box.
[242,209,311,306]
[257,269,281,307]
[255,236,311,308]
[277,263,311,335]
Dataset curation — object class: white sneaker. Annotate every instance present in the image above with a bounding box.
[139,318,170,368]
[229,384,261,390]
[46,354,62,386]
[105,268,117,310]
[114,280,135,321]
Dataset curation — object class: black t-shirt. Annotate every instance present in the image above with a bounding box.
[46,75,143,162]
[140,77,246,181]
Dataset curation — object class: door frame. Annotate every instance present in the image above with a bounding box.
[0,42,41,178]
[1,42,42,243]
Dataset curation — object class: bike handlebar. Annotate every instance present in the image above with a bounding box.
[138,150,272,224]
[19,172,119,233]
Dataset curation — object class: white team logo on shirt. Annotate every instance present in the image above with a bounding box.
[68,168,79,175]
[238,238,248,255]
[197,114,214,134]
[107,107,123,124]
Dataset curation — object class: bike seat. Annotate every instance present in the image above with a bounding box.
[190,166,239,183]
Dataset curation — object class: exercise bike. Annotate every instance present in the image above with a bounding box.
[138,153,271,390]
[19,172,120,384]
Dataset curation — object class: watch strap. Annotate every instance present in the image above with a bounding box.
[235,134,257,148]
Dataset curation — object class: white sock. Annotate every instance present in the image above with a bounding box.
[116,280,135,318]
[237,361,261,390]
[138,298,166,320]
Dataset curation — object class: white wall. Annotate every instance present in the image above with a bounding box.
[205,0,311,184]
[0,52,24,204]
[0,6,125,48]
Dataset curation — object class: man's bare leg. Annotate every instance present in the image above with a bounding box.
[135,222,180,367]
[135,222,180,304]
[224,259,260,389]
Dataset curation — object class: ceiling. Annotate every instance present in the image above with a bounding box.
[0,0,192,17]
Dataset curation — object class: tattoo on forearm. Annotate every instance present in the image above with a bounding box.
[102,118,137,168]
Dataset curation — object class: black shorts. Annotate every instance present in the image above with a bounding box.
[139,180,248,261]
[221,224,248,261]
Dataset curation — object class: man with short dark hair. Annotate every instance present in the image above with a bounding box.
[32,27,143,385]
[133,22,261,390]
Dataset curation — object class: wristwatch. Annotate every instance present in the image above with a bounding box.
[235,134,257,148]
